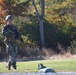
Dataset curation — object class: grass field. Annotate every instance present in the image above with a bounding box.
[0,58,76,73]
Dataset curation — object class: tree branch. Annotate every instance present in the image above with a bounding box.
[41,0,45,18]
[31,0,39,16]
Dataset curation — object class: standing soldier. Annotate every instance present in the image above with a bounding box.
[2,15,23,70]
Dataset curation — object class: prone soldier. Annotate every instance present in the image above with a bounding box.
[2,15,23,70]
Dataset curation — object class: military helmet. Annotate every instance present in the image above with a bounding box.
[5,15,13,21]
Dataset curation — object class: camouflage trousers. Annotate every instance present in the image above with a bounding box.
[6,42,18,69]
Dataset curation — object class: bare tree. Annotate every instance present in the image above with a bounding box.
[31,0,45,47]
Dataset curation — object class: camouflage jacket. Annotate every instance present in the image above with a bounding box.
[2,24,19,44]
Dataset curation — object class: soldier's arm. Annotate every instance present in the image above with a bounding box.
[2,26,9,37]
[14,25,24,43]
[14,25,21,37]
[14,25,20,34]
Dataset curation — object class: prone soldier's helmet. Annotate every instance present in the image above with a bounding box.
[5,15,13,21]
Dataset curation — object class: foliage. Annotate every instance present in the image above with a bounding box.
[14,15,40,45]
[69,39,76,54]
[0,25,5,46]
[0,0,30,24]
[44,0,76,47]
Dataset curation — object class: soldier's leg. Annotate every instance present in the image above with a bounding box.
[6,61,11,70]
[6,43,18,70]
[6,44,13,70]
[7,43,17,69]
[8,59,12,70]
[12,60,16,69]
[12,43,18,70]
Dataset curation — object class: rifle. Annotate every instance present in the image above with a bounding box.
[6,25,23,43]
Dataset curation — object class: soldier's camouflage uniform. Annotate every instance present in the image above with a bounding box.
[2,24,19,70]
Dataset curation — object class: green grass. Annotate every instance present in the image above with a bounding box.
[0,59,76,72]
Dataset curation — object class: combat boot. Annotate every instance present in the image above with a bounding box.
[8,61,11,70]
[6,62,11,70]
[12,62,17,70]
[13,65,17,70]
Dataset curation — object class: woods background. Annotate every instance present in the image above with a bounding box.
[0,0,76,60]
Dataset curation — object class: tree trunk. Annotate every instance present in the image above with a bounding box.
[31,0,45,47]
[38,16,45,47]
